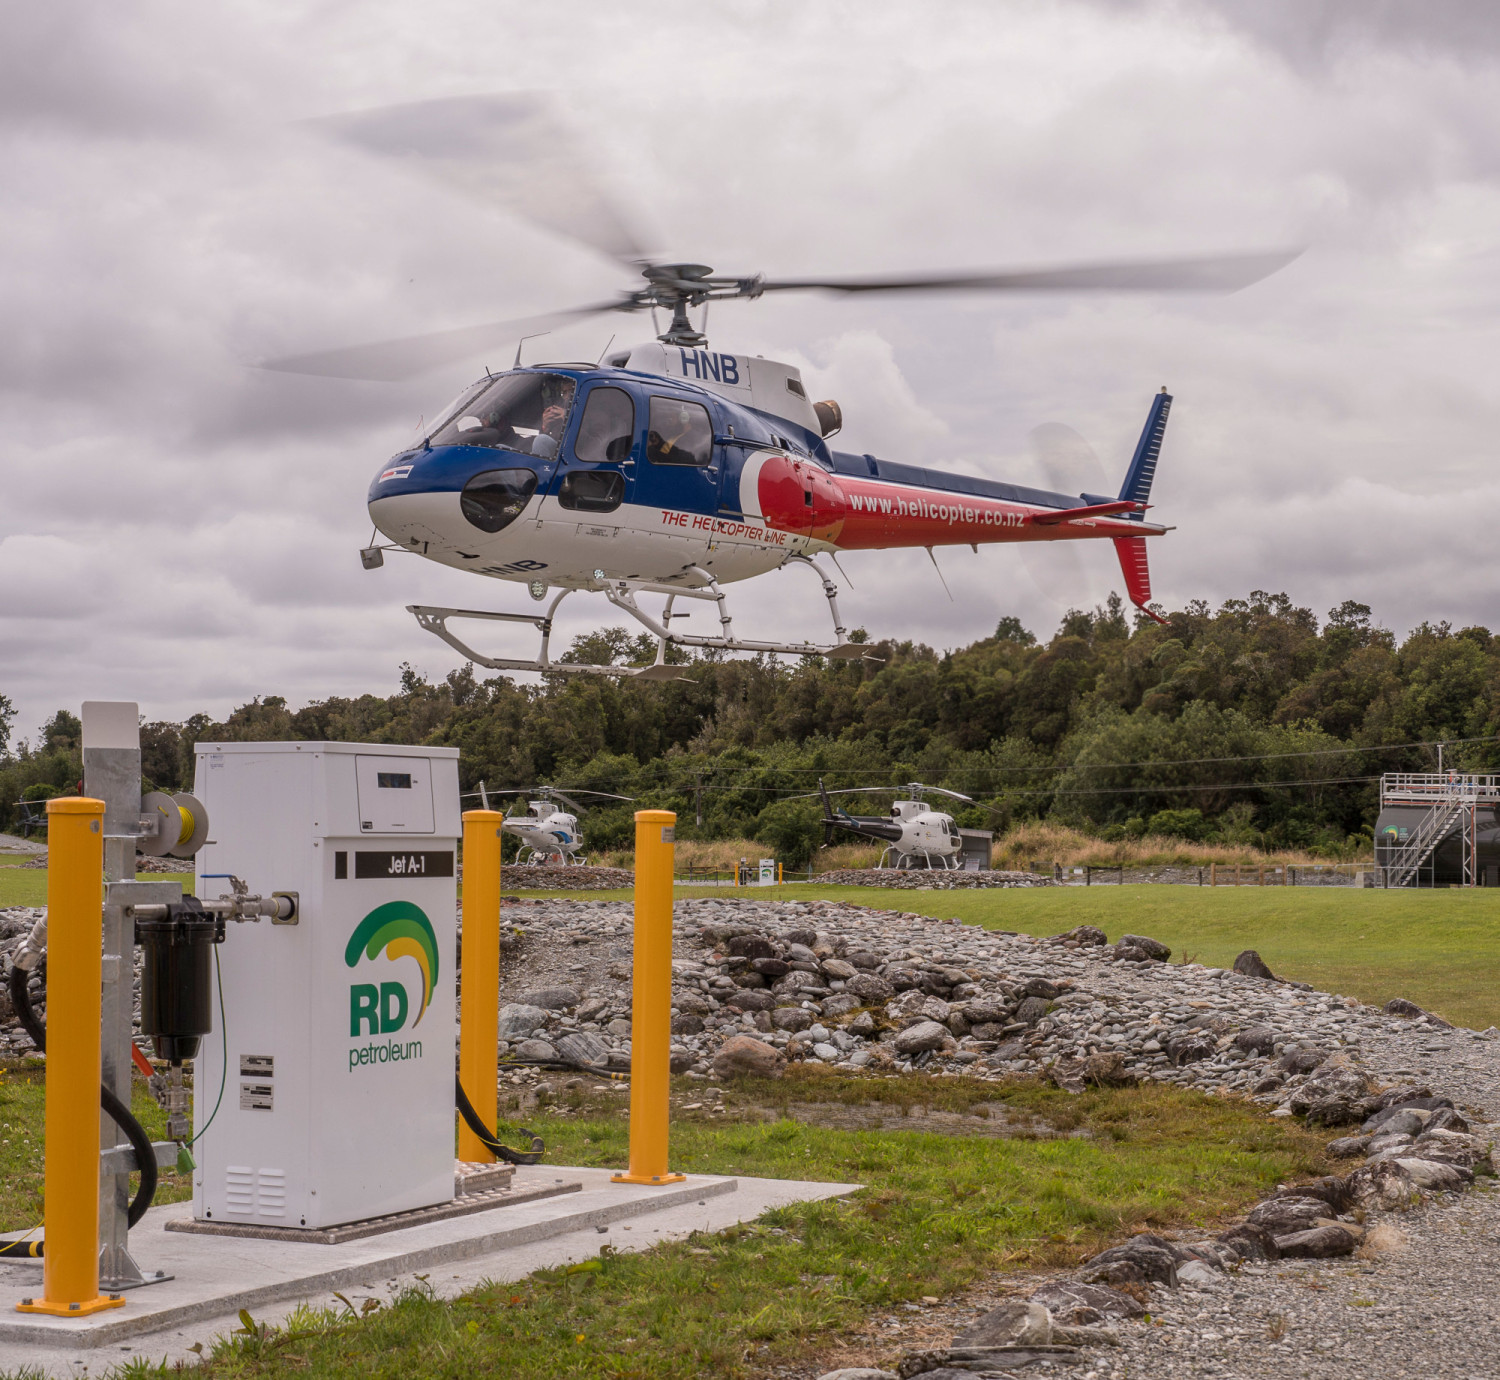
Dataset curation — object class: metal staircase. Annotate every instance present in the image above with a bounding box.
[1378,773,1500,887]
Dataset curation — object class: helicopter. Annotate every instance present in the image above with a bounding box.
[809,780,976,871]
[463,784,633,865]
[265,93,1300,679]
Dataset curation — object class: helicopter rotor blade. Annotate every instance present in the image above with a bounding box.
[918,786,974,803]
[258,299,632,381]
[302,92,653,268]
[755,248,1302,297]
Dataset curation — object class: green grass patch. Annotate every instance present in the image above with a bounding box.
[0,863,194,909]
[522,882,1500,1031]
[44,1070,1330,1380]
[0,1060,193,1235]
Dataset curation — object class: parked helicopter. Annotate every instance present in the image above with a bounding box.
[266,93,1300,678]
[809,780,976,871]
[463,784,632,865]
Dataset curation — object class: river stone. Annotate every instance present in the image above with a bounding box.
[848,1010,877,1036]
[712,1035,785,1079]
[1426,1107,1471,1133]
[725,988,776,1012]
[1279,1045,1331,1074]
[496,1003,549,1039]
[1274,1224,1359,1258]
[846,950,882,969]
[512,1038,557,1061]
[847,972,895,1002]
[1217,1222,1279,1261]
[752,957,790,977]
[1271,1175,1354,1213]
[1176,1259,1223,1288]
[671,1013,705,1036]
[893,1020,949,1055]
[554,1031,610,1068]
[1232,950,1277,980]
[1084,1051,1134,1086]
[1395,1157,1473,1190]
[1233,1026,1277,1056]
[952,1301,1052,1348]
[822,993,862,1017]
[1015,996,1052,1026]
[1345,1159,1422,1211]
[887,989,930,1020]
[1019,976,1060,999]
[1117,933,1171,961]
[1079,1237,1178,1287]
[814,1371,898,1380]
[1326,1133,1374,1158]
[1383,997,1454,1029]
[772,1007,813,1032]
[1164,1030,1216,1066]
[964,998,1009,1025]
[728,934,777,960]
[1055,925,1107,946]
[674,989,713,1014]
[1246,1195,1330,1235]
[1029,1280,1145,1321]
[822,958,857,980]
[520,986,579,1010]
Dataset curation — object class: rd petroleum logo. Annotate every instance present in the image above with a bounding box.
[344,901,438,1070]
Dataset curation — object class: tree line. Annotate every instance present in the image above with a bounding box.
[4,591,1493,865]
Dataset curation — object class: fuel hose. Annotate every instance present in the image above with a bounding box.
[5,963,158,1244]
[455,1076,546,1164]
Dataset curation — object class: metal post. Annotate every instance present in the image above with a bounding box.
[458,810,504,1162]
[17,798,124,1318]
[80,700,163,1290]
[612,811,684,1186]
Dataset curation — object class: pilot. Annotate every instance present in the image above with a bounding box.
[530,403,568,459]
[647,402,699,464]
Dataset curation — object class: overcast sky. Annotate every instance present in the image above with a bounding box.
[5,0,1500,742]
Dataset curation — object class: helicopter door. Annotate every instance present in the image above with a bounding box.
[632,395,720,516]
[552,384,637,521]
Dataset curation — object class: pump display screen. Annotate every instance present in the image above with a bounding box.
[354,850,455,879]
[376,772,413,789]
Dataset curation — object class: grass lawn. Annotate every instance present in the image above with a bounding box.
[0,1059,194,1237]
[520,881,1500,1031]
[0,862,194,909]
[10,1068,1326,1380]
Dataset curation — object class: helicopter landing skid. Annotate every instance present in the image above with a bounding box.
[408,557,880,678]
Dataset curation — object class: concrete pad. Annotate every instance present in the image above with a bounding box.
[0,1166,859,1375]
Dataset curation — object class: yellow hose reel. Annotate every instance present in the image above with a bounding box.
[139,791,210,859]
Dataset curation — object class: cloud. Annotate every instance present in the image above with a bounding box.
[6,0,1500,735]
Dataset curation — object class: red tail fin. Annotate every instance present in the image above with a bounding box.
[1113,536,1165,624]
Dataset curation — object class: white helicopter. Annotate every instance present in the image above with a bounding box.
[266,93,1299,679]
[810,780,976,871]
[465,784,632,866]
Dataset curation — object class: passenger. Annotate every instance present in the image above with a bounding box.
[530,403,568,459]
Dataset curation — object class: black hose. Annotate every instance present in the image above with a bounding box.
[7,962,158,1229]
[455,1076,546,1164]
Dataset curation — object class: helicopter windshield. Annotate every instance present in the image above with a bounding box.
[429,372,577,457]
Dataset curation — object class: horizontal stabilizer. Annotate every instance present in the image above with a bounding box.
[1032,499,1146,526]
[1114,536,1164,624]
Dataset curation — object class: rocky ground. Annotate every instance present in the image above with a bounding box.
[6,891,1500,1378]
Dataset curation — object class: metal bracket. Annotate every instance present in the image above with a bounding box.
[99,1141,180,1177]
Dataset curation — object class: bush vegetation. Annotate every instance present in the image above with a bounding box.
[4,591,1492,863]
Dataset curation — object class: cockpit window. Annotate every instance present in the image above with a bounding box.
[430,372,577,457]
[460,468,538,533]
[573,387,636,463]
[646,396,713,467]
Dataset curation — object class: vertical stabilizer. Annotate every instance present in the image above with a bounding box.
[1114,389,1171,623]
[1118,388,1172,512]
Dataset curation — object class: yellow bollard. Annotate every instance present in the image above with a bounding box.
[458,810,504,1163]
[612,810,685,1185]
[17,799,124,1317]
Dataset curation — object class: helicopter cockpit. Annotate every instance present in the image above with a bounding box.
[428,372,577,458]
